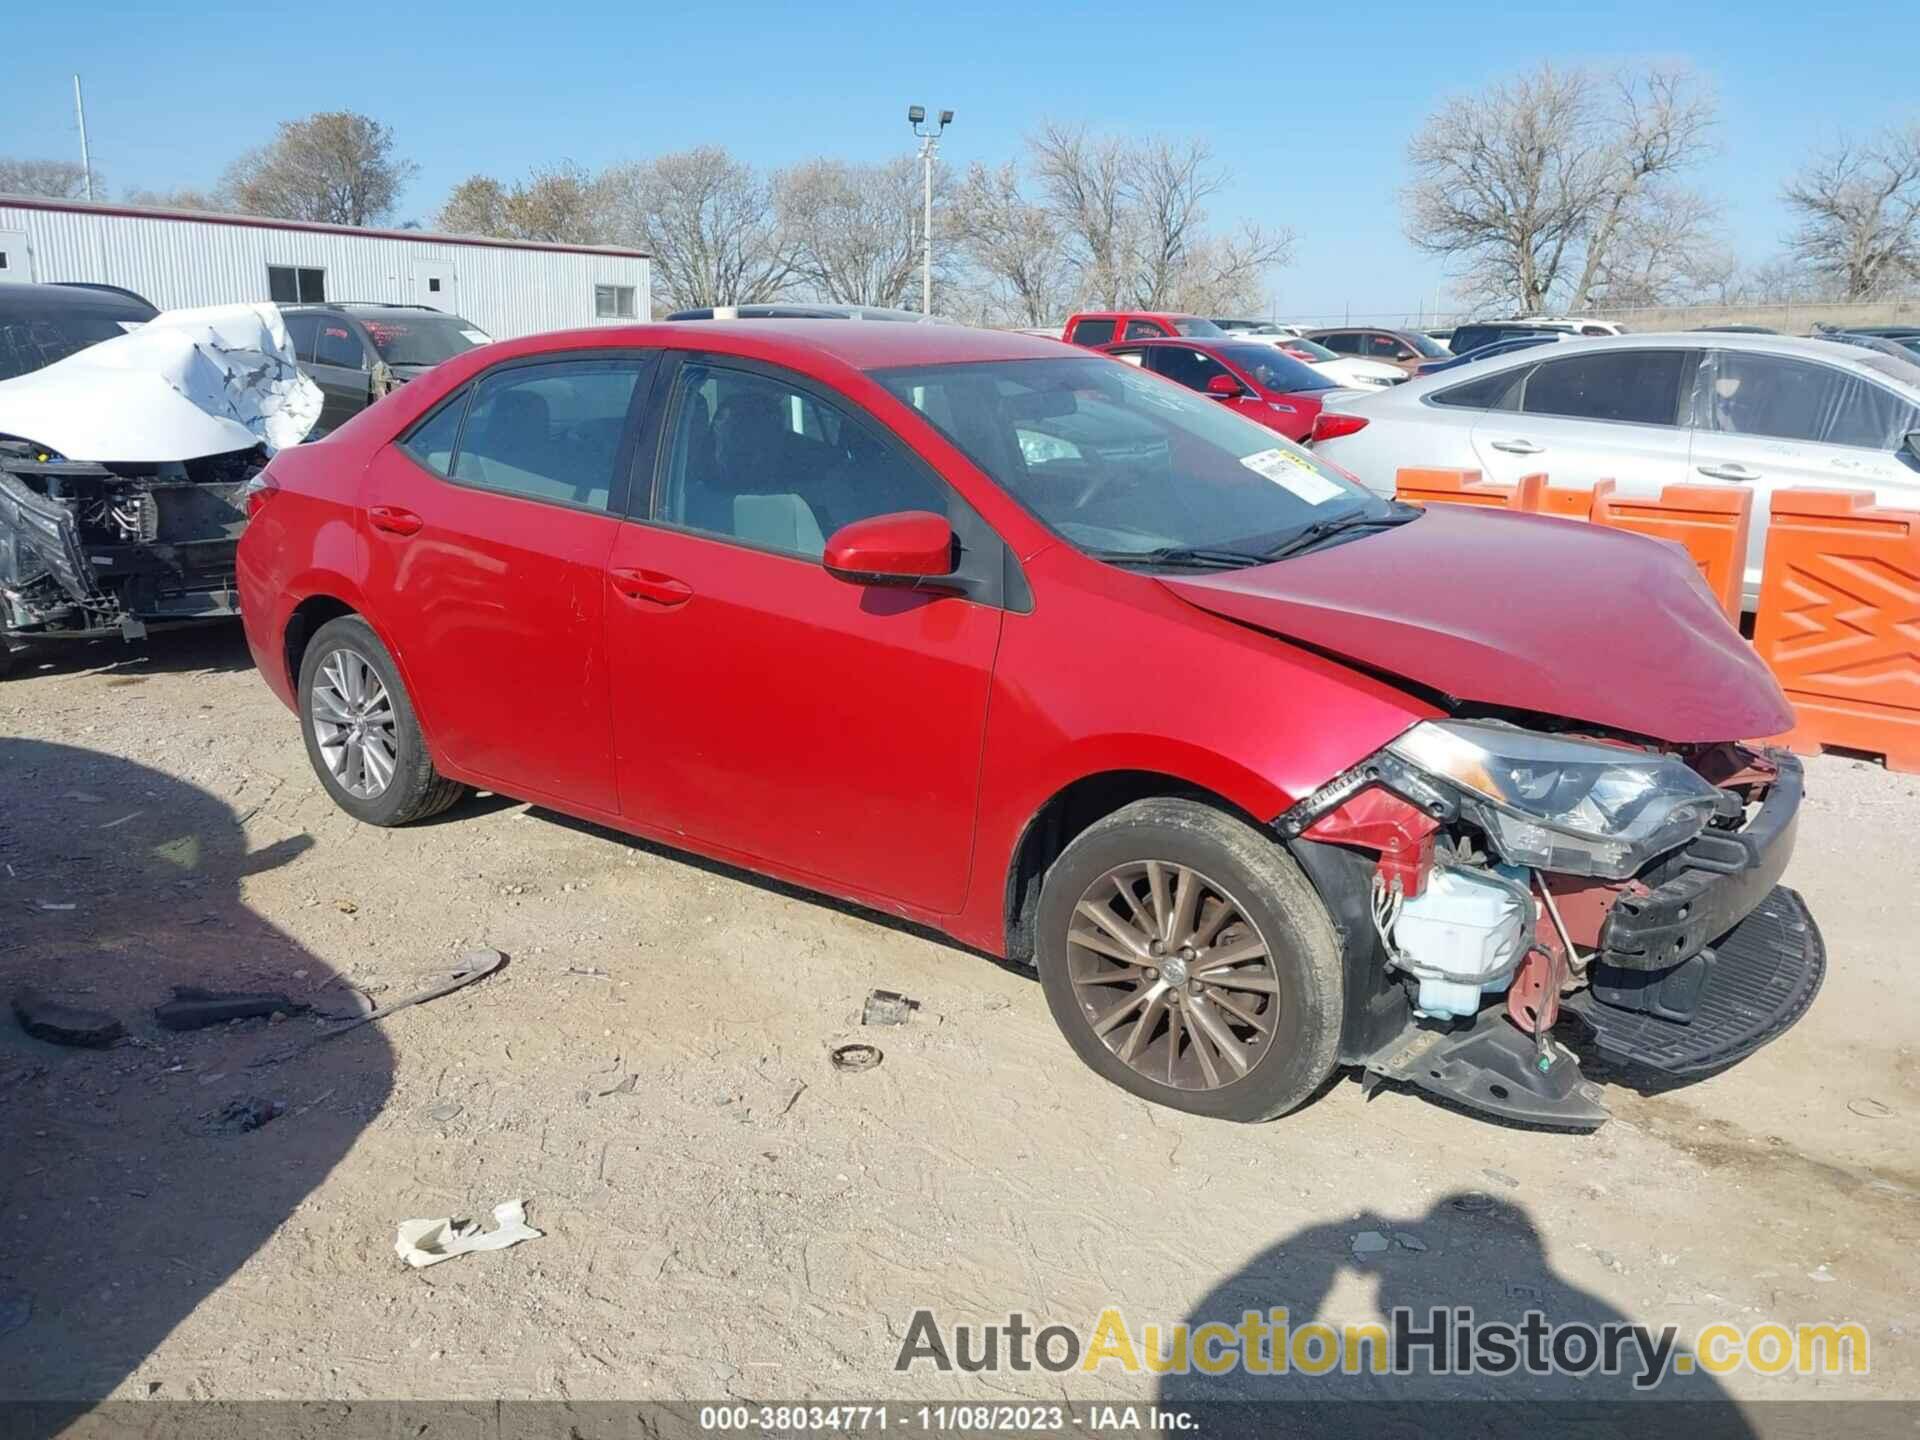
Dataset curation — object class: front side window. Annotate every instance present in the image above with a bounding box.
[1365,333,1410,360]
[1214,344,1334,392]
[1522,350,1690,426]
[876,355,1377,561]
[595,285,638,319]
[1701,352,1920,449]
[435,358,646,510]
[657,363,954,559]
[1149,346,1233,392]
[314,321,364,370]
[1170,317,1224,337]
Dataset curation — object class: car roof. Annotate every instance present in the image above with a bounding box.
[1395,331,1920,390]
[0,280,157,318]
[494,319,1076,371]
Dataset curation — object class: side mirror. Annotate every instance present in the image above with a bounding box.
[1904,430,1920,465]
[823,511,955,586]
[1205,373,1244,399]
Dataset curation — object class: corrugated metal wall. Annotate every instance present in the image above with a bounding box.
[0,203,651,340]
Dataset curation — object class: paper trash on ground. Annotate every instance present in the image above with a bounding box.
[393,1200,542,1269]
[0,303,322,462]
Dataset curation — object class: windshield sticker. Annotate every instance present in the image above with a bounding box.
[1240,447,1344,505]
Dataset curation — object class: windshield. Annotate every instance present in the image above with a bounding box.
[1171,317,1224,337]
[1408,332,1451,358]
[360,315,489,367]
[1213,344,1335,392]
[0,309,140,382]
[874,356,1380,562]
[1280,338,1339,362]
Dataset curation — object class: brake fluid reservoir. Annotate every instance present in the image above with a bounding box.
[1391,864,1533,1020]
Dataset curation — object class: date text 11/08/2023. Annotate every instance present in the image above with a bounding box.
[697,1404,1197,1433]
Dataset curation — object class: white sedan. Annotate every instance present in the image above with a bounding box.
[1231,332,1405,389]
[1311,333,1920,605]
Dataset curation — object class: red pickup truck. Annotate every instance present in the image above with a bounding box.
[1062,311,1225,346]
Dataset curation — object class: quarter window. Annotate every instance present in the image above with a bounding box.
[440,359,646,510]
[1522,350,1689,426]
[1431,366,1527,411]
[594,285,638,319]
[658,363,954,560]
[400,391,470,476]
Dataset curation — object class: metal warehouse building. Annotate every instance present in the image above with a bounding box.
[0,195,651,340]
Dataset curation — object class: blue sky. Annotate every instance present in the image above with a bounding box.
[6,0,1916,319]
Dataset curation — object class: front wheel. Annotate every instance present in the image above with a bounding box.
[297,615,465,826]
[1036,798,1345,1122]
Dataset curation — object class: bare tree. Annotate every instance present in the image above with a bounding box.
[436,163,610,243]
[1027,124,1292,314]
[222,112,417,226]
[1584,186,1733,307]
[1782,123,1920,299]
[778,157,936,308]
[0,157,96,199]
[1404,64,1719,314]
[598,147,794,311]
[124,187,222,212]
[952,161,1072,325]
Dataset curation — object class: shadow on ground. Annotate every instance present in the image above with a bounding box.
[2,623,255,684]
[0,738,393,1422]
[1158,1193,1754,1435]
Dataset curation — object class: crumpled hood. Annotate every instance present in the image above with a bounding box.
[0,303,321,462]
[1161,505,1794,743]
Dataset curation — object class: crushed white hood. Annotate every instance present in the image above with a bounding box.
[0,303,323,463]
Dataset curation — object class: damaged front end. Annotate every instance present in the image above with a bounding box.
[1277,720,1823,1130]
[0,441,252,643]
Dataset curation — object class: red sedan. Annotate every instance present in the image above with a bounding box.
[238,322,1821,1128]
[1098,335,1341,443]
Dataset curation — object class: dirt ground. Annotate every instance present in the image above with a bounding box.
[2,626,1916,1419]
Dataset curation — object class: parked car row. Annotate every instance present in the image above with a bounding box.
[1309,331,1920,605]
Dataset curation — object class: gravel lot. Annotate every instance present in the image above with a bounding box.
[1,626,1916,1415]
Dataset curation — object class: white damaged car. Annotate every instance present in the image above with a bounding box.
[0,303,321,674]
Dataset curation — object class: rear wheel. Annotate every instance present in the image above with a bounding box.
[1036,798,1344,1122]
[297,615,464,826]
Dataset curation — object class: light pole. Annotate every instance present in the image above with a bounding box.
[907,105,953,317]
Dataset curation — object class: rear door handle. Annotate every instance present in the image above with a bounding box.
[609,566,693,608]
[1697,463,1759,482]
[368,506,423,536]
[1489,438,1544,455]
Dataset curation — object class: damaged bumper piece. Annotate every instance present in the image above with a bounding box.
[0,304,319,652]
[1280,731,1824,1130]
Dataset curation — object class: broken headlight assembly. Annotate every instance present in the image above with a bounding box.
[1386,719,1722,879]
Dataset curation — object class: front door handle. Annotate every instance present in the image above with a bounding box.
[368,506,423,536]
[1489,438,1544,455]
[1697,463,1760,482]
[609,566,693,608]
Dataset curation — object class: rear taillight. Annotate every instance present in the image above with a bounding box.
[1310,412,1370,444]
[243,471,280,520]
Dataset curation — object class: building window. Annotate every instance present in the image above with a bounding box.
[268,266,326,304]
[594,284,637,319]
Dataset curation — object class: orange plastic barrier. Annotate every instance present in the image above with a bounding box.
[1589,483,1753,620]
[1391,469,1751,618]
[1753,489,1920,774]
[1393,468,1543,509]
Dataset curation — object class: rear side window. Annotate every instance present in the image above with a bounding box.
[283,313,321,364]
[1318,332,1360,354]
[1431,366,1527,411]
[413,358,648,511]
[1522,350,1689,426]
[1703,352,1920,449]
[1123,319,1167,340]
[1072,318,1116,346]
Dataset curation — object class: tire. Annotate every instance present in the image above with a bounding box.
[1036,797,1344,1122]
[297,615,465,826]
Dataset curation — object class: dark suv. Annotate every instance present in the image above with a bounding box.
[278,303,491,435]
[1446,321,1563,357]
[0,281,159,381]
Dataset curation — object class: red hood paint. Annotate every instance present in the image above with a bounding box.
[1161,505,1795,743]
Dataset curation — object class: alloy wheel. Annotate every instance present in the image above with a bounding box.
[309,646,398,799]
[1067,860,1282,1090]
